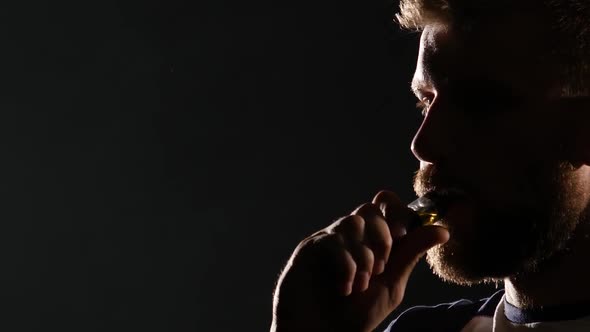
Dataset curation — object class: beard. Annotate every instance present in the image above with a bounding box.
[414,161,588,286]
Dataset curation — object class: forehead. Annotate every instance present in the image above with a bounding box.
[414,15,560,99]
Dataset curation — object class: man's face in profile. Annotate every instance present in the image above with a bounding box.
[410,15,590,285]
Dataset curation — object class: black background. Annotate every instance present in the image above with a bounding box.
[0,1,496,331]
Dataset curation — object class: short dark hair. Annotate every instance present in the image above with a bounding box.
[395,0,589,97]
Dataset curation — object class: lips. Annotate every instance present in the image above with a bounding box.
[406,187,470,230]
[422,187,468,216]
[439,198,476,232]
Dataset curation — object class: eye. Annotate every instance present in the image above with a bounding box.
[416,98,431,116]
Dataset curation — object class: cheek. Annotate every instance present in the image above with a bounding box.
[466,109,556,151]
[559,167,590,214]
[462,132,540,205]
[454,112,561,204]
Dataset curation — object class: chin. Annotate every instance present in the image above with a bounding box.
[425,238,512,286]
[425,206,581,286]
[416,161,587,286]
[424,208,540,286]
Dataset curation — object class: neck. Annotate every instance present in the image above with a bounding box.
[505,223,590,309]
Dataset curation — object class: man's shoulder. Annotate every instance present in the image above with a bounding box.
[382,289,505,332]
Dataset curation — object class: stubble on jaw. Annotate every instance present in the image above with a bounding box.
[414,162,587,286]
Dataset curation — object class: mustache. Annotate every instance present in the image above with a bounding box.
[413,165,475,197]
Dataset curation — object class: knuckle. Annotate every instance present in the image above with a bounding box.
[347,215,366,231]
[352,202,382,218]
[327,215,348,228]
[361,245,375,263]
[300,231,328,247]
[390,223,407,238]
[293,233,347,266]
[372,191,408,221]
[332,215,365,236]
[373,190,402,206]
[352,244,375,271]
[365,220,392,251]
[369,233,392,257]
[295,232,333,255]
[352,202,372,213]
[382,234,393,249]
[311,232,343,249]
[340,249,357,275]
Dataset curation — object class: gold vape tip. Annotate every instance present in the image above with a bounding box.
[406,190,461,230]
[407,195,441,230]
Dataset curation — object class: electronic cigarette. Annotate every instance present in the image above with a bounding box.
[407,191,455,231]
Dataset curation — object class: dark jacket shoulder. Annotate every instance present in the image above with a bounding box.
[382,289,505,332]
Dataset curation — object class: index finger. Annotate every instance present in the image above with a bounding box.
[371,190,411,238]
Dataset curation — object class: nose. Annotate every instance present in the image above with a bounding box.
[411,98,454,164]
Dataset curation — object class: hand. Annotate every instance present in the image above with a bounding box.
[270,190,450,332]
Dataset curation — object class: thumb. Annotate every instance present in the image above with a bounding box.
[382,225,449,292]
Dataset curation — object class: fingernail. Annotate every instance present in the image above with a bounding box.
[373,259,385,275]
[379,203,387,217]
[342,281,353,296]
[392,224,407,237]
[355,271,371,292]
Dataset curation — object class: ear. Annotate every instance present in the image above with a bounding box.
[563,97,590,167]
